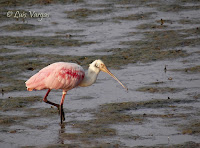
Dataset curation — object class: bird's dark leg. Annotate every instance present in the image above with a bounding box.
[43,89,59,109]
[60,91,66,124]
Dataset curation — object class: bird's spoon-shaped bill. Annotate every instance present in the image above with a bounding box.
[100,64,128,91]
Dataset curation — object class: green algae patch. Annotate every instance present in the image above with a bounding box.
[0,115,35,127]
[0,36,96,47]
[0,113,38,126]
[0,48,16,53]
[42,144,79,148]
[0,115,17,125]
[178,19,200,25]
[89,113,138,125]
[26,107,60,117]
[38,108,59,116]
[55,29,84,34]
[114,12,156,21]
[1,80,27,93]
[181,120,200,135]
[1,24,42,31]
[0,96,41,111]
[99,99,194,114]
[61,118,118,141]
[136,23,168,30]
[149,81,165,85]
[132,141,200,148]
[157,3,200,12]
[170,65,200,74]
[0,0,83,7]
[109,0,157,6]
[66,8,112,20]
[62,127,116,139]
[136,87,184,93]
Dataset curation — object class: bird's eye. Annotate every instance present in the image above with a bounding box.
[95,64,99,68]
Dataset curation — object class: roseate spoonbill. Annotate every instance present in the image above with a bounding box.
[25,59,127,124]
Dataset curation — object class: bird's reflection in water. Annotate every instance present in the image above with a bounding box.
[57,123,66,144]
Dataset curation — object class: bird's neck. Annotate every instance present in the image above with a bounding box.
[79,67,100,87]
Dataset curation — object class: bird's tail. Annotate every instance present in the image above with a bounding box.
[25,72,47,91]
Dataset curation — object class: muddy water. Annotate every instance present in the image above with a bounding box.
[0,0,200,147]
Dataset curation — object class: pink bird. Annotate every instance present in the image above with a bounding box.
[25,59,127,124]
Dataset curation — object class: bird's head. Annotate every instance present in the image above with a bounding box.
[90,59,105,70]
[89,59,128,90]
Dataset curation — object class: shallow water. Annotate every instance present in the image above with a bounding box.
[0,0,200,147]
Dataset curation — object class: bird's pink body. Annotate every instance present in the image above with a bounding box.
[26,62,85,91]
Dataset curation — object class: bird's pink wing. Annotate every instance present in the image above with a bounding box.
[25,62,85,91]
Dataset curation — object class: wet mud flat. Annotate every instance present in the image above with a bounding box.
[0,0,200,147]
